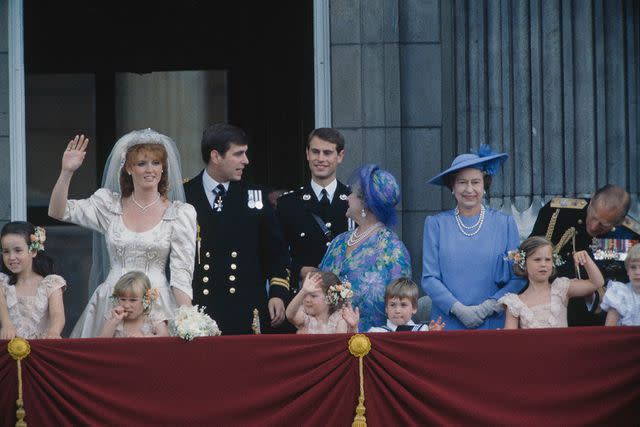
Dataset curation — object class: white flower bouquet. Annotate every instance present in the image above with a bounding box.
[170,305,221,340]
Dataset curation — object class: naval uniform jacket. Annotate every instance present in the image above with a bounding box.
[184,171,290,335]
[275,181,350,291]
[530,197,640,326]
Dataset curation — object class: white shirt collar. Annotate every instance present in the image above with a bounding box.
[386,319,416,331]
[310,179,337,202]
[202,170,230,205]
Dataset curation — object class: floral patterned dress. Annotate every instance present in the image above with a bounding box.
[319,227,411,331]
[0,273,66,339]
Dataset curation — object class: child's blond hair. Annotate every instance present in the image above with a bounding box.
[113,271,153,314]
[384,277,419,308]
[625,244,640,269]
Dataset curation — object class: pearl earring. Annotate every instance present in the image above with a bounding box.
[360,209,367,218]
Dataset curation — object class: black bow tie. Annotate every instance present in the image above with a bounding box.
[395,324,413,332]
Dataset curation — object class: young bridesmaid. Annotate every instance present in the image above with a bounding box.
[286,271,359,334]
[99,271,169,338]
[0,222,66,339]
[499,236,604,329]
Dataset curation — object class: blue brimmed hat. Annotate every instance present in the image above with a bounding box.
[427,144,508,186]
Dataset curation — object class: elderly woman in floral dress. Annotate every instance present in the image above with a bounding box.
[319,164,411,331]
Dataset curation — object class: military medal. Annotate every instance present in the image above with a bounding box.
[248,190,256,209]
[213,196,224,212]
[255,190,263,209]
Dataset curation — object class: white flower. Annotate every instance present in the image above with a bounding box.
[169,305,221,340]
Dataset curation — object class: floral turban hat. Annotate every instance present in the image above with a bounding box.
[351,164,400,227]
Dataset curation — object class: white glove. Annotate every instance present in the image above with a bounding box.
[451,302,484,328]
[477,299,501,318]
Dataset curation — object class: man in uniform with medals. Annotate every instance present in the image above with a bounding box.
[529,185,640,326]
[276,128,352,296]
[184,123,290,334]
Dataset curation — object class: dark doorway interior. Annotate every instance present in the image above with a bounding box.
[25,0,314,195]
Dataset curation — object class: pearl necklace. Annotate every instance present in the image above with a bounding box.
[347,222,383,247]
[132,192,161,212]
[454,205,485,236]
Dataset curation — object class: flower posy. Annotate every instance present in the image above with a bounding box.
[29,226,46,252]
[170,305,221,341]
[326,279,354,307]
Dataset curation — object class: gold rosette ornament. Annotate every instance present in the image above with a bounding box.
[348,334,371,427]
[8,337,31,427]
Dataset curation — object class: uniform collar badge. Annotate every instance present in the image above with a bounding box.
[339,194,348,201]
[302,194,311,201]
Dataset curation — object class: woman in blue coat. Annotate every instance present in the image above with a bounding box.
[422,146,525,330]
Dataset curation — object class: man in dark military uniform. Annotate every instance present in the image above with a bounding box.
[529,185,640,326]
[184,123,290,335]
[276,128,351,294]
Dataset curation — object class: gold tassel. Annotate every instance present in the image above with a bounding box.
[348,334,371,427]
[252,308,261,334]
[8,337,31,427]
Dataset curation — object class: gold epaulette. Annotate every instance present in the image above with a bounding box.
[622,215,640,235]
[550,197,588,209]
[271,277,290,290]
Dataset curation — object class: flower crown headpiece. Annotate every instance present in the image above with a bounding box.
[506,249,565,270]
[29,226,46,253]
[110,288,160,313]
[326,279,354,307]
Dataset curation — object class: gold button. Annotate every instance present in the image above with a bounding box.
[229,287,236,294]
[231,263,237,270]
[231,251,238,258]
[326,242,331,247]
[202,277,209,283]
[578,219,583,225]
[300,232,306,237]
[326,222,332,228]
[204,264,210,271]
[203,289,209,295]
[205,251,211,258]
[229,275,236,281]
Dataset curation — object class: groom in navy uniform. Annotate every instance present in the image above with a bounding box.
[184,123,290,334]
[276,128,351,294]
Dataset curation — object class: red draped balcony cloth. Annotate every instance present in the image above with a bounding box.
[1,327,639,426]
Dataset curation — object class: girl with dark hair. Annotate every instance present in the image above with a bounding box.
[499,236,603,329]
[0,222,66,339]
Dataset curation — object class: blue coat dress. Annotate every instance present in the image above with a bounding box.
[421,208,525,330]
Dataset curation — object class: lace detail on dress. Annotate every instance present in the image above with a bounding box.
[498,277,570,329]
[303,311,343,334]
[112,311,167,337]
[0,274,66,339]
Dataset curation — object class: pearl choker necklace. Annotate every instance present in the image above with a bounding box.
[132,192,161,212]
[454,205,485,236]
[347,222,383,247]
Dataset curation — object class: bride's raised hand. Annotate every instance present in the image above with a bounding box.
[62,135,89,172]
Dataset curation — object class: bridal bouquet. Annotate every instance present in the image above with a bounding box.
[170,305,221,341]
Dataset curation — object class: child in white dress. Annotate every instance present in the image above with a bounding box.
[99,271,169,337]
[286,271,359,334]
[499,236,604,329]
[0,222,66,339]
[601,244,640,326]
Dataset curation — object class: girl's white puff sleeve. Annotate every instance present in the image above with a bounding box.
[62,188,118,233]
[601,281,631,318]
[168,202,197,299]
